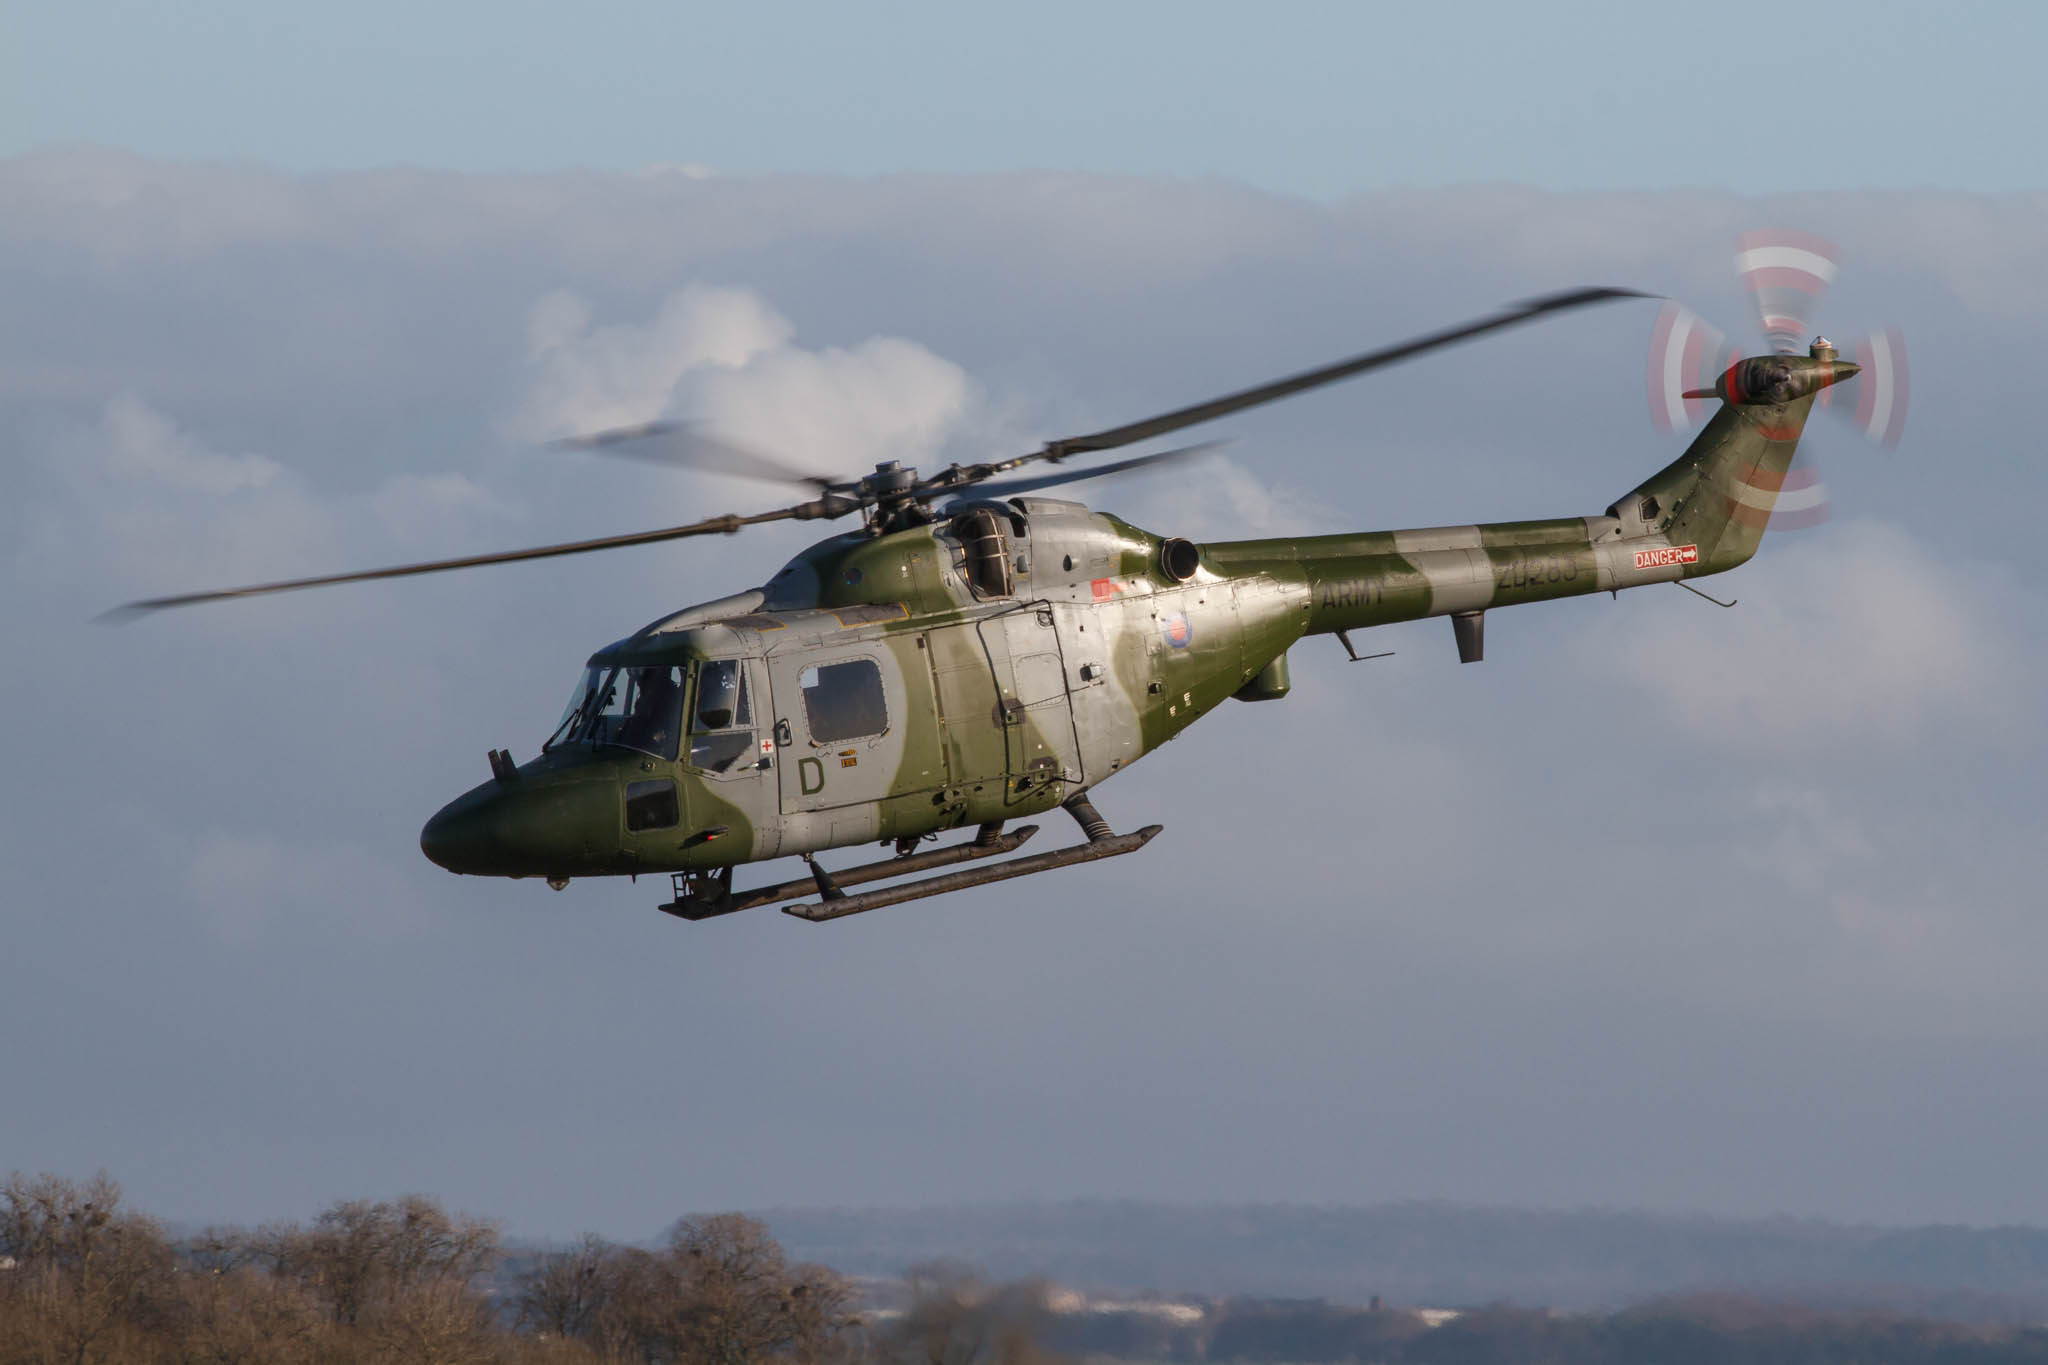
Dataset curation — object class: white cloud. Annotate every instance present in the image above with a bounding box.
[371,473,517,548]
[511,285,980,482]
[1594,521,2025,752]
[514,285,795,439]
[1124,455,1336,541]
[16,396,338,601]
[1734,782,1876,898]
[14,395,527,621]
[98,393,283,495]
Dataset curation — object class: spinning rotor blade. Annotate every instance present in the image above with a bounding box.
[1644,231,1881,533]
[107,287,1651,619]
[549,420,849,492]
[1736,229,1838,354]
[102,501,850,621]
[1842,327,1909,447]
[985,286,1648,476]
[1645,302,1735,433]
[964,440,1228,502]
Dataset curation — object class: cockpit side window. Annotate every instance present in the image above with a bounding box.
[615,666,685,760]
[688,659,757,774]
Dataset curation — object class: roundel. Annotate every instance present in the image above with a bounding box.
[1160,610,1193,649]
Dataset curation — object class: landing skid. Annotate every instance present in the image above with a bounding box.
[660,822,1038,921]
[658,796,1161,924]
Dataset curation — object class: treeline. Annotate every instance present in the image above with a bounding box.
[11,1171,2048,1365]
[0,1172,1056,1365]
[1049,1296,2048,1365]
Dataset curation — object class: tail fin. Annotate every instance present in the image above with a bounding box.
[1615,350,1858,573]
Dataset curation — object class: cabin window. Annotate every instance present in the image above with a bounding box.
[625,779,679,832]
[688,659,756,773]
[800,659,888,743]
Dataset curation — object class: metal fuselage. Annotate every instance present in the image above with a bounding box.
[419,352,1849,882]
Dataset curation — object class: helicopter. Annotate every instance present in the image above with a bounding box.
[111,286,1862,924]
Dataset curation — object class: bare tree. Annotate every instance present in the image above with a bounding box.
[505,1216,857,1365]
[171,1261,327,1365]
[516,1233,619,1342]
[888,1264,1062,1365]
[0,1170,176,1365]
[259,1193,501,1329]
[665,1213,855,1365]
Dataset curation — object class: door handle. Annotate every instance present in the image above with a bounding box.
[775,718,793,746]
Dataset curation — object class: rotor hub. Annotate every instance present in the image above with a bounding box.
[859,460,921,503]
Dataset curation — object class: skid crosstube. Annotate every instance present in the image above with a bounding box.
[783,824,1163,923]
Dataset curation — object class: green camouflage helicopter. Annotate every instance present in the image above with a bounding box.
[114,287,1860,923]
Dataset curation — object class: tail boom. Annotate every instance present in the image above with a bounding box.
[1203,350,1852,647]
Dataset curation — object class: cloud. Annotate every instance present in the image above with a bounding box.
[1735,782,1876,898]
[514,285,793,439]
[1591,521,2026,752]
[685,332,975,477]
[370,473,516,548]
[98,393,283,495]
[1124,454,1338,541]
[511,285,981,484]
[15,395,338,602]
[11,393,537,642]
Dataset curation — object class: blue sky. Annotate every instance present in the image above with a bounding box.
[7,1,2044,194]
[4,3,2047,1244]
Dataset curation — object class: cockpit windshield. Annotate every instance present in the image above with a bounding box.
[544,663,685,760]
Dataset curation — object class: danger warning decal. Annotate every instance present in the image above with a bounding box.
[1634,544,1700,571]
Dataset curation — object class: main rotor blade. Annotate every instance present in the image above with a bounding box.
[1010,286,1648,468]
[101,504,830,620]
[964,440,1228,501]
[550,420,849,492]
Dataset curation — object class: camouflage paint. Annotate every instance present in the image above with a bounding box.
[421,353,1855,884]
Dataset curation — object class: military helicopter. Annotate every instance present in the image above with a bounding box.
[111,287,1861,924]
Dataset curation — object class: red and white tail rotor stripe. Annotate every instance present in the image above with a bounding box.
[1853,326,1910,447]
[1645,303,1735,434]
[1736,229,1840,353]
[1643,230,1909,532]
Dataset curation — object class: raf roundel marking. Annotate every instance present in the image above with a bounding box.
[1160,610,1193,649]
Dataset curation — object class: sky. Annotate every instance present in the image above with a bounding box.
[8,1,2048,195]
[4,3,2048,1243]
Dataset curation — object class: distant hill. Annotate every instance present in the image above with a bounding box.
[751,1202,2048,1319]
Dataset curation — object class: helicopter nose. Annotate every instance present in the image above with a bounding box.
[420,771,617,876]
[420,796,489,873]
[419,782,551,875]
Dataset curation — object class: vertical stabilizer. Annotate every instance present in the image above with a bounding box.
[1615,348,1858,574]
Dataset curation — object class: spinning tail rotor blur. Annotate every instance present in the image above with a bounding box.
[1646,231,1909,531]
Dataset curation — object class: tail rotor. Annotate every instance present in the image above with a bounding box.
[1645,230,1909,531]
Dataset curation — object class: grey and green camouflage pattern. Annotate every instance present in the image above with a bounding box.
[419,347,1858,892]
